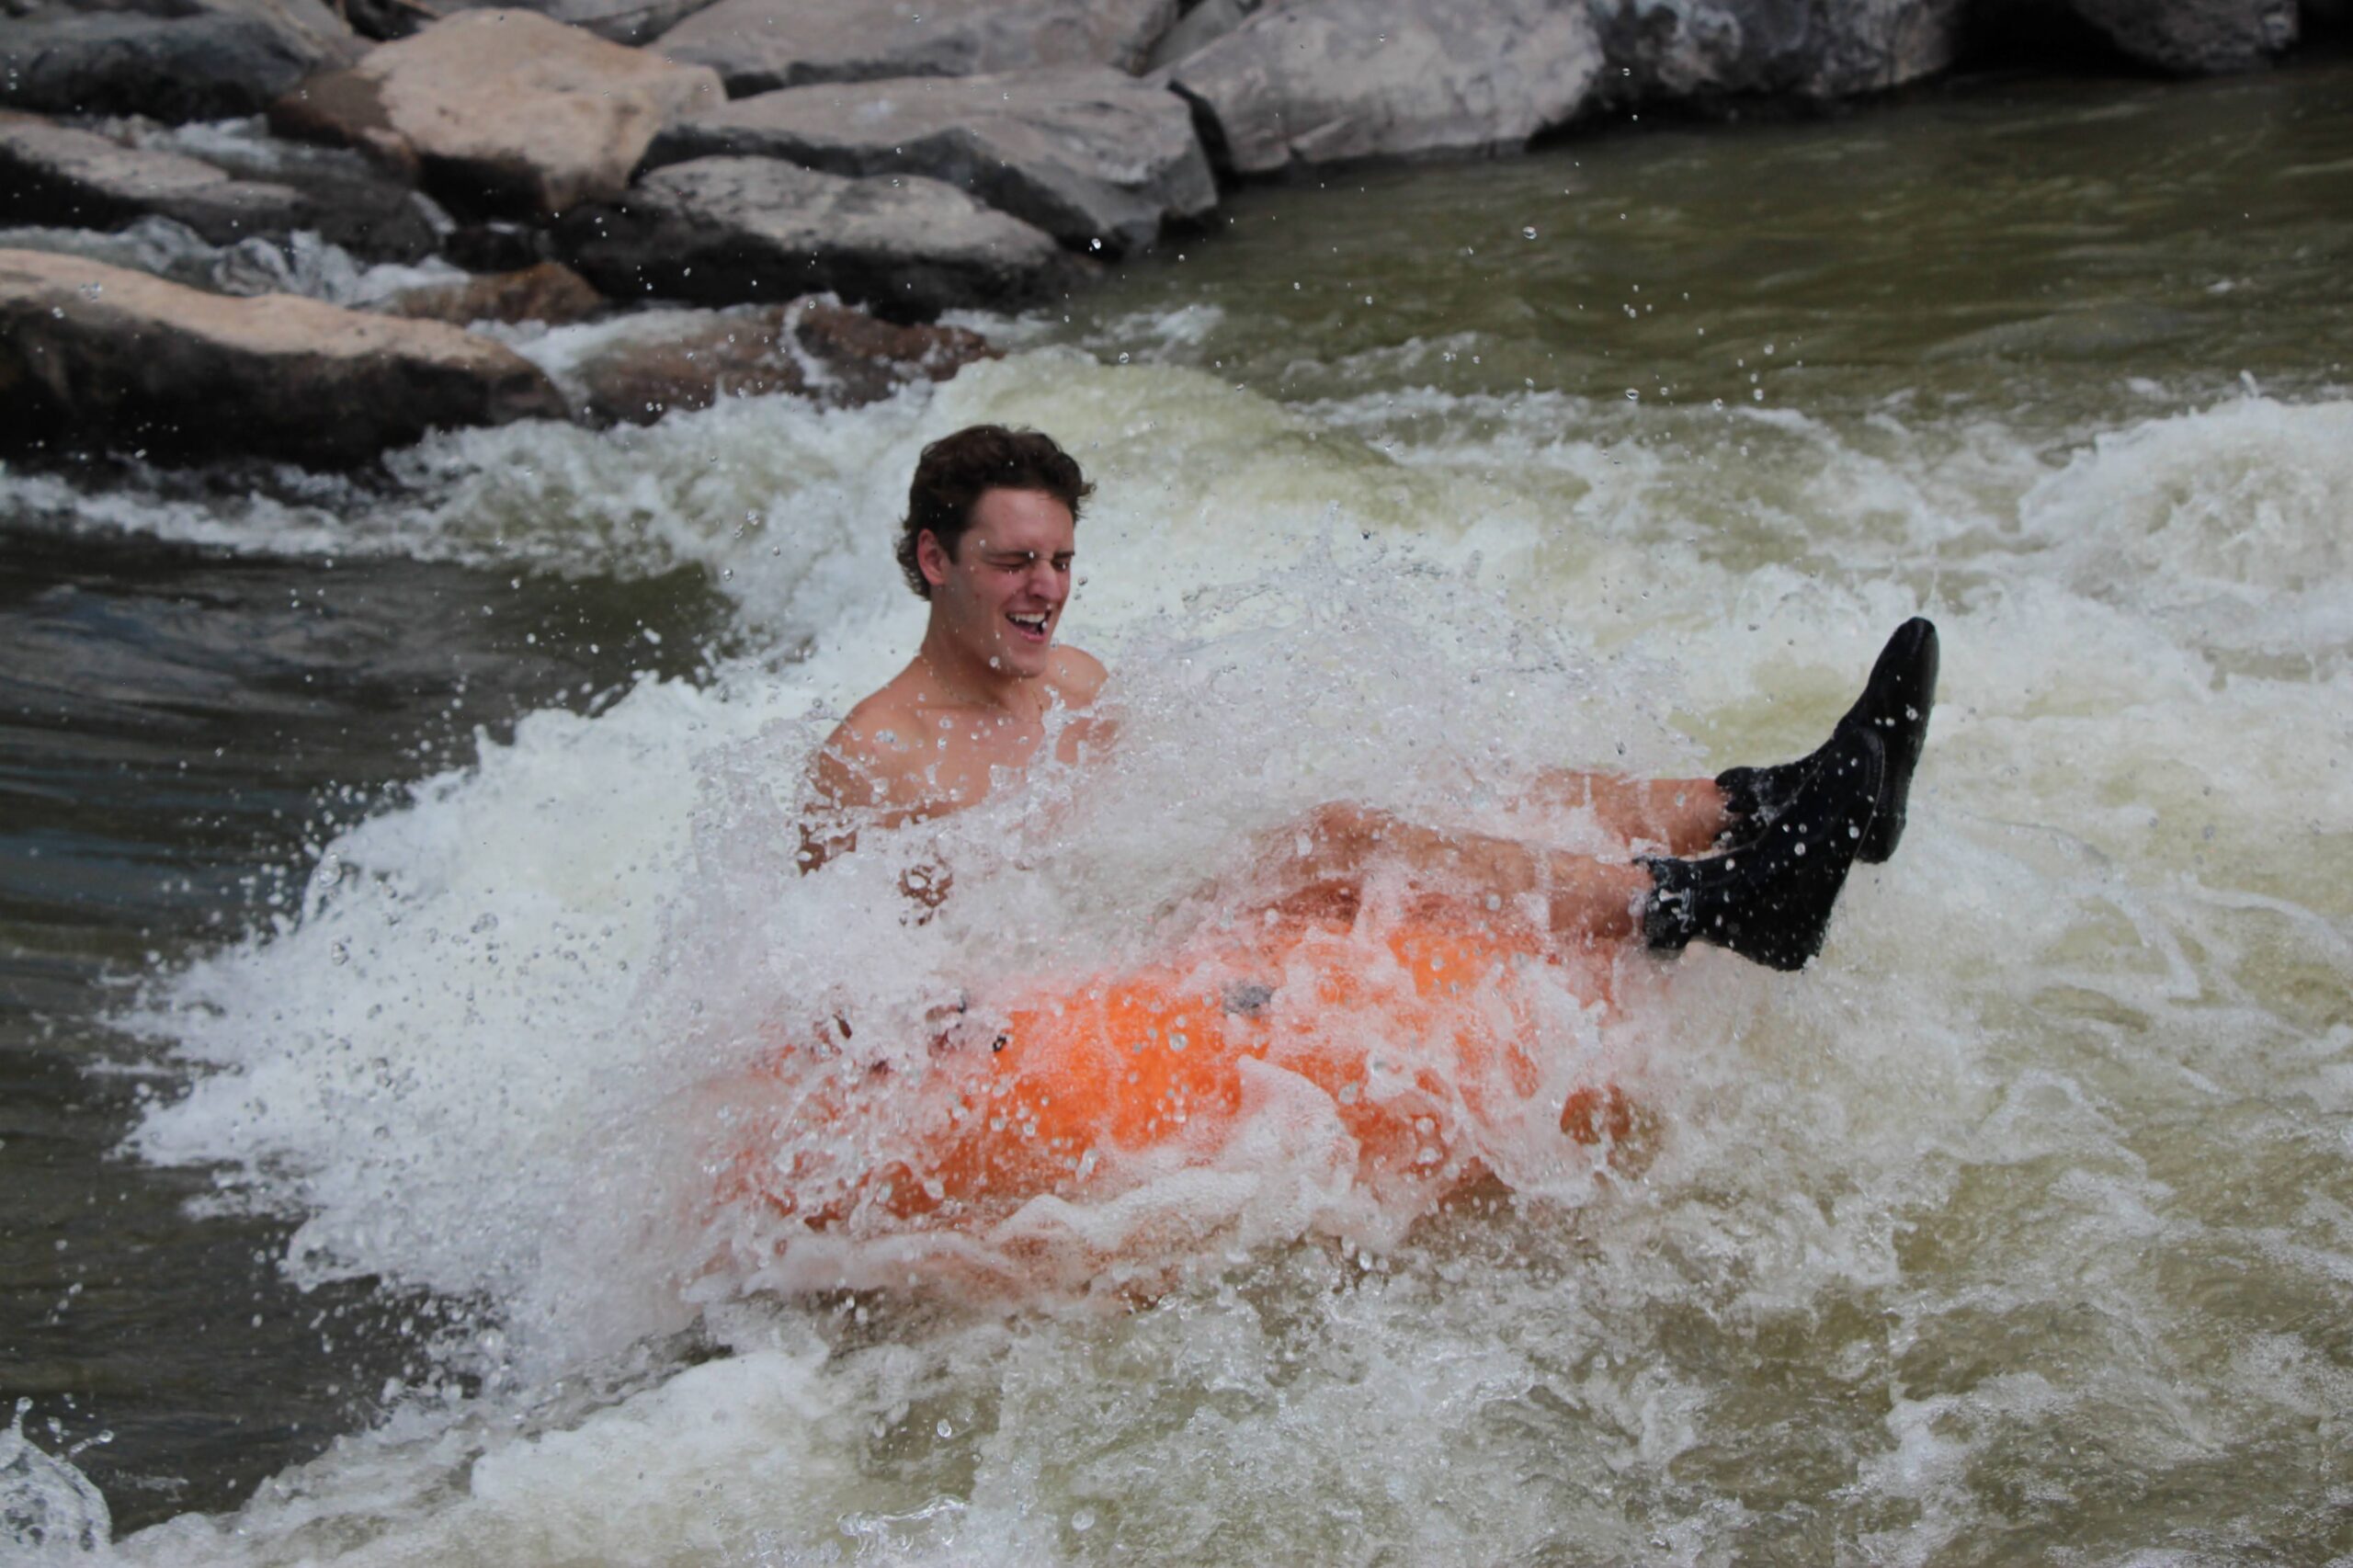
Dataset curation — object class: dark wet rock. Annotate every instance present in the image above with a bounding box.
[442,219,550,272]
[2067,0,2296,73]
[1163,0,1603,176]
[377,259,605,325]
[1587,0,1970,103]
[0,246,567,463]
[648,67,1214,255]
[0,9,327,120]
[0,110,436,259]
[556,154,1071,321]
[551,297,995,426]
[267,8,722,217]
[343,0,724,47]
[654,0,1177,97]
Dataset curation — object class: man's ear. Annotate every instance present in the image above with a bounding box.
[916,528,951,589]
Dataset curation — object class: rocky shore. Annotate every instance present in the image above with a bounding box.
[0,0,2330,465]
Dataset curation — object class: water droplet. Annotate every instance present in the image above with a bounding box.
[1521,226,1538,240]
[936,1418,954,1437]
[1625,389,1639,402]
[1072,1507,1097,1532]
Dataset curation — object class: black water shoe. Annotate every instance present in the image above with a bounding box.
[1646,726,1883,971]
[1715,617,1938,864]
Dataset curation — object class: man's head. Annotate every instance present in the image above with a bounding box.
[898,425,1092,597]
[900,425,1094,681]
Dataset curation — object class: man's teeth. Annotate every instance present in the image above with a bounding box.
[1009,613,1048,630]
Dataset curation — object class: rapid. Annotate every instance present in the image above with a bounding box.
[4,58,2350,1564]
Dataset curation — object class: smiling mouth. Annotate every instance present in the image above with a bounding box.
[1006,611,1051,642]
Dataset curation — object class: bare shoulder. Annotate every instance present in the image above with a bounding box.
[1048,645,1109,709]
[810,687,926,809]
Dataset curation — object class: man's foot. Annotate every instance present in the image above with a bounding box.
[1715,617,1938,864]
[1644,727,1883,971]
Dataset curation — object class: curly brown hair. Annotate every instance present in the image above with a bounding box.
[897,425,1093,599]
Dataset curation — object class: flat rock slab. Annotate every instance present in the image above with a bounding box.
[649,67,1213,255]
[655,0,1176,96]
[557,155,1071,321]
[269,8,722,217]
[542,298,994,425]
[0,247,568,464]
[1587,0,1970,103]
[1165,0,1603,176]
[0,111,429,260]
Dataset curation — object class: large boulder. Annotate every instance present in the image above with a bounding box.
[0,247,568,463]
[1163,0,1604,176]
[648,67,1214,256]
[0,111,434,259]
[548,298,995,426]
[0,4,354,120]
[654,0,1177,97]
[267,9,722,217]
[1586,0,1971,103]
[556,155,1073,321]
[2066,0,2296,73]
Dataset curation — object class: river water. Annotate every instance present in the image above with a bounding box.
[4,55,2349,1565]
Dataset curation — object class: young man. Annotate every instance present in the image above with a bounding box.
[800,424,1937,972]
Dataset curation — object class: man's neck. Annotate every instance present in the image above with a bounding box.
[915,625,1041,717]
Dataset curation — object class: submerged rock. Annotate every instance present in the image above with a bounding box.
[0,247,567,463]
[267,9,721,217]
[550,297,995,426]
[377,259,606,325]
[654,0,1177,97]
[1164,0,1604,176]
[2067,0,2296,74]
[0,110,435,259]
[649,67,1215,256]
[1587,0,1970,103]
[558,155,1070,321]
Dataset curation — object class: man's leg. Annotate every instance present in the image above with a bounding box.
[1509,770,1730,855]
[1285,803,1645,948]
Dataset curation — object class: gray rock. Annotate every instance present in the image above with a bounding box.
[546,297,995,425]
[267,9,722,218]
[342,0,726,48]
[1163,0,1604,177]
[0,110,435,258]
[0,246,568,463]
[1586,0,1970,103]
[1142,0,1258,71]
[2067,0,2296,73]
[556,155,1073,321]
[654,0,1177,97]
[648,67,1214,255]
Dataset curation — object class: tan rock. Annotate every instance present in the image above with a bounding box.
[269,9,722,217]
[0,247,568,465]
[554,298,995,426]
[378,261,608,326]
[0,111,310,244]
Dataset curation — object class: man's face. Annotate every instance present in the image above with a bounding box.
[919,486,1076,681]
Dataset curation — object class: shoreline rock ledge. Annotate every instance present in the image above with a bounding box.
[646,66,1216,258]
[558,156,1073,322]
[0,249,568,465]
